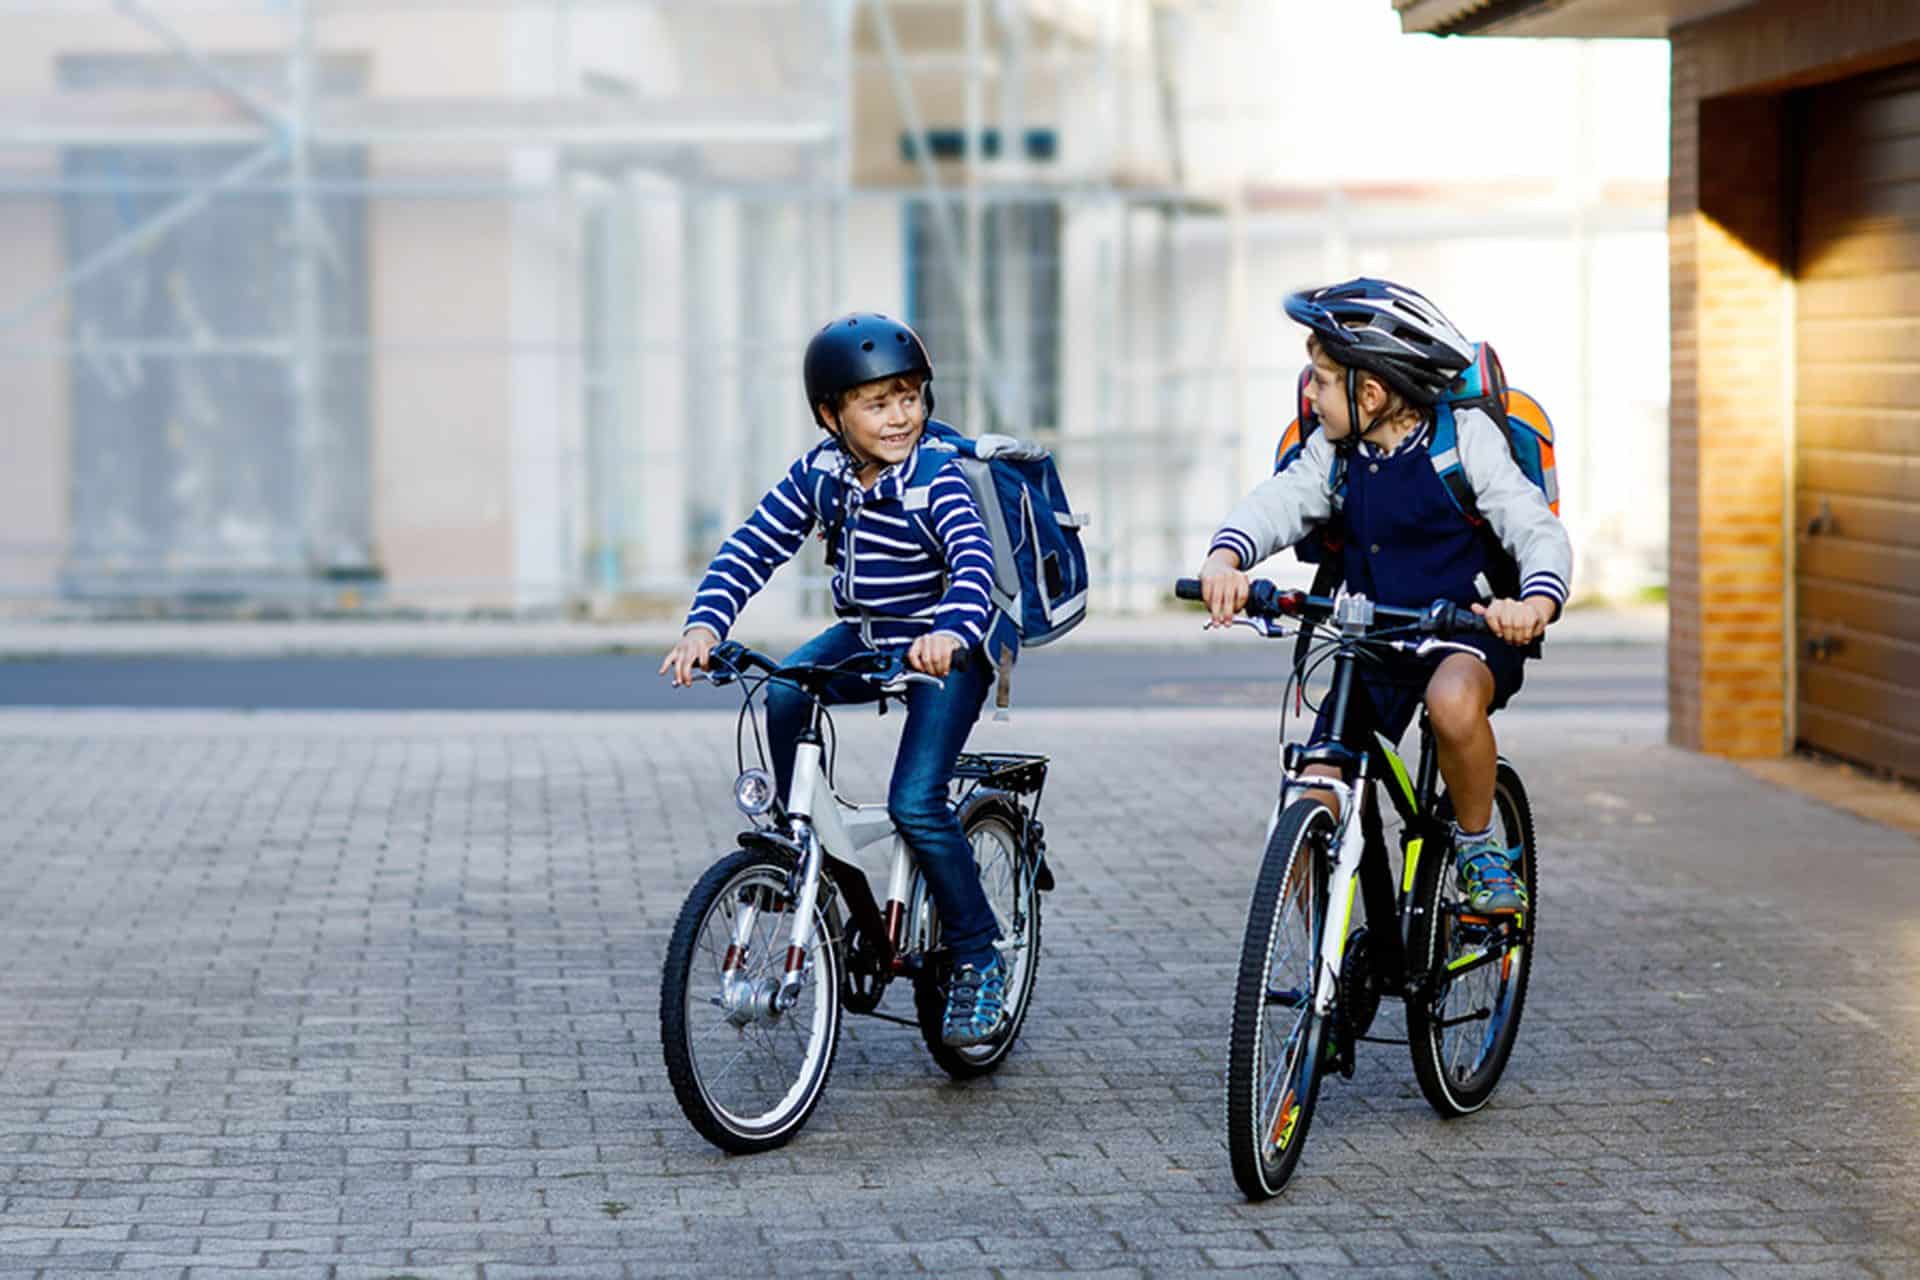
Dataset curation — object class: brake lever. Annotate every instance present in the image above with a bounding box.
[1385,637,1485,661]
[1203,617,1285,638]
[878,669,944,695]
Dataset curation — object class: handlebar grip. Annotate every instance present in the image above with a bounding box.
[1174,576,1295,619]
[1245,580,1290,619]
[1429,602,1491,638]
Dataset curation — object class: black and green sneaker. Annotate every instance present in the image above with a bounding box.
[1453,827,1526,915]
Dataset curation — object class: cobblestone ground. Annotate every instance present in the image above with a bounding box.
[0,704,1915,1278]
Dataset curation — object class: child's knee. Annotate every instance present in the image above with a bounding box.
[887,786,948,839]
[1426,669,1491,738]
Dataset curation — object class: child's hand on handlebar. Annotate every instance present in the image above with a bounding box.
[1472,597,1556,646]
[907,631,964,678]
[1199,548,1251,628]
[660,627,719,687]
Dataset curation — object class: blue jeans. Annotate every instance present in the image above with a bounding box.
[764,623,1000,967]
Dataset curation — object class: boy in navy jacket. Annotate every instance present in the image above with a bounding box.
[1197,280,1573,912]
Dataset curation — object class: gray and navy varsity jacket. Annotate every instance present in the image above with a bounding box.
[684,438,997,651]
[1210,405,1573,621]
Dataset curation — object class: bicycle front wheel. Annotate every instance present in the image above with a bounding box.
[1227,798,1333,1200]
[1406,758,1536,1117]
[659,847,843,1153]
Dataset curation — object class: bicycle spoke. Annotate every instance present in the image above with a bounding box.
[705,1038,755,1090]
[691,1013,739,1048]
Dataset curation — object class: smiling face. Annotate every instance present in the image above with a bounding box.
[821,374,927,472]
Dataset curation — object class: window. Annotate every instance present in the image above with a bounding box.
[904,198,1061,434]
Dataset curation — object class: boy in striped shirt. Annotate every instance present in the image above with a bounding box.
[660,313,1009,1048]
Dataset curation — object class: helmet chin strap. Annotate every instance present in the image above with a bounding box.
[1345,366,1401,450]
[821,408,877,470]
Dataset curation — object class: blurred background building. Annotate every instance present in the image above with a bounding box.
[0,0,1668,618]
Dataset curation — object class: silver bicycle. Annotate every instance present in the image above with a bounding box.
[658,640,1055,1154]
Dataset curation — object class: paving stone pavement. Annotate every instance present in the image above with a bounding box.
[0,703,1915,1278]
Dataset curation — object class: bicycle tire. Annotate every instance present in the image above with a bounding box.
[1406,759,1536,1117]
[914,798,1043,1079]
[659,847,843,1153]
[1227,799,1333,1200]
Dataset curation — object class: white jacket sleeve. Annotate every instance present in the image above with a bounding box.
[1455,407,1574,616]
[1207,430,1339,570]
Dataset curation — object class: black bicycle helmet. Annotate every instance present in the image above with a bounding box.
[802,312,935,421]
[1283,278,1474,407]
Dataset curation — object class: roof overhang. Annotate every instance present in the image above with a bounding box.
[1394,0,1757,38]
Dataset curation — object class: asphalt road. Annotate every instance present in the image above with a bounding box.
[0,642,1662,712]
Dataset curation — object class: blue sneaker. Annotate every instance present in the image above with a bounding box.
[941,954,1007,1048]
[1454,827,1526,915]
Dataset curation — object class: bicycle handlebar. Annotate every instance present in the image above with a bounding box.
[702,640,946,692]
[1173,578,1489,638]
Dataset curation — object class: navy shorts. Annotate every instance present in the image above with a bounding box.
[1308,632,1529,750]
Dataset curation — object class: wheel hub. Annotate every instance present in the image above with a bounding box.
[721,975,783,1027]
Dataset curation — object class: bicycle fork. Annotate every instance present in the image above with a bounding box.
[1308,778,1368,1018]
[721,738,831,1018]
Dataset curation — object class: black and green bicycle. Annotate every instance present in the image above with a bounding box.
[1174,578,1538,1201]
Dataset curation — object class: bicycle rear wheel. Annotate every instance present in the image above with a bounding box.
[1227,799,1333,1200]
[913,797,1042,1078]
[1406,759,1536,1117]
[659,847,843,1153]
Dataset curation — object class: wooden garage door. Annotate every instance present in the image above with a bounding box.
[1794,62,1920,780]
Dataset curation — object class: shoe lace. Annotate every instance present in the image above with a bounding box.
[946,966,982,1022]
[947,962,1005,1026]
[1456,838,1518,892]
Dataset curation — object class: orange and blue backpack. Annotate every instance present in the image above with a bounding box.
[1273,341,1560,568]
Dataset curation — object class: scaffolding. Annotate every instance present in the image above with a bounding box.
[0,0,1669,614]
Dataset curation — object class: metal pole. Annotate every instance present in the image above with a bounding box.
[289,0,335,572]
[0,142,284,334]
[115,0,288,128]
[995,0,1031,433]
[964,0,985,430]
[867,0,1006,425]
[828,0,852,315]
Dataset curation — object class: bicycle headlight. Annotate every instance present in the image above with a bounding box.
[733,768,775,818]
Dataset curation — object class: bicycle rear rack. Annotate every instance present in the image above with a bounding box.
[952,751,1049,795]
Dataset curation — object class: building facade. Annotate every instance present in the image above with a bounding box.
[1,3,1669,629]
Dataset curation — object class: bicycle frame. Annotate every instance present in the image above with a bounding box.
[717,697,926,1014]
[1276,624,1453,1019]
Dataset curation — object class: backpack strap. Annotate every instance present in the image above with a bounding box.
[898,437,959,559]
[1426,401,1483,526]
[809,453,848,566]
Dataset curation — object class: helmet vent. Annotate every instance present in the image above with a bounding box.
[860,340,875,352]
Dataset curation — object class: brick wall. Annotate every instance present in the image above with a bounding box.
[1669,41,1791,756]
[1667,1,1920,758]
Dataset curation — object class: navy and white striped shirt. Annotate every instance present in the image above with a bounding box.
[685,438,998,650]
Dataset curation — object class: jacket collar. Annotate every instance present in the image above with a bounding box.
[837,438,920,506]
[1357,415,1432,460]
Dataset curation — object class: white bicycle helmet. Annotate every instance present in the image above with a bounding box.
[1284,278,1474,407]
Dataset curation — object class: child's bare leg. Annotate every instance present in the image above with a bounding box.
[1425,653,1497,832]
